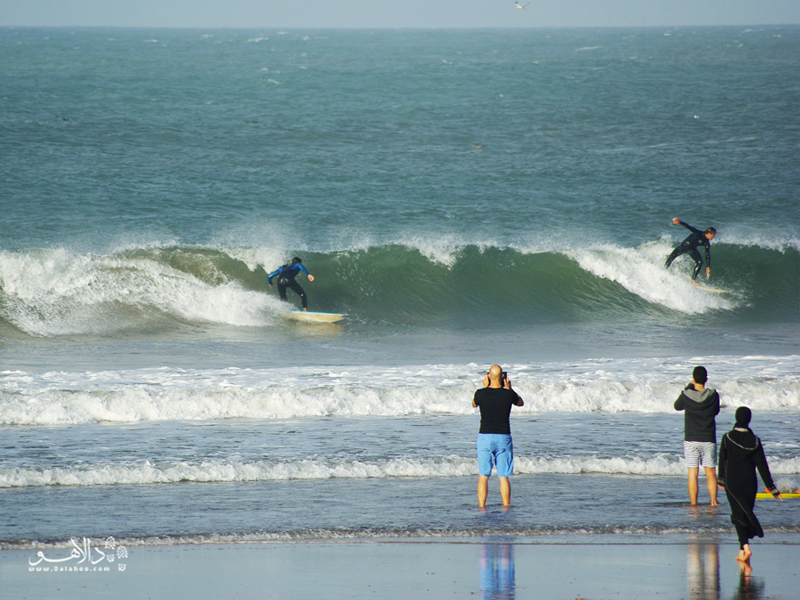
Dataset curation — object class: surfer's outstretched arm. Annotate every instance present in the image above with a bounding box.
[673,218,703,236]
[295,264,314,282]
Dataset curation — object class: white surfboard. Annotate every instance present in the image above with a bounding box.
[287,311,347,323]
[691,280,733,294]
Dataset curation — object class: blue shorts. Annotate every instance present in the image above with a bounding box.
[477,434,514,478]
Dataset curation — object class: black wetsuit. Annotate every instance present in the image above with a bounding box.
[268,263,310,309]
[717,427,778,549]
[665,221,712,280]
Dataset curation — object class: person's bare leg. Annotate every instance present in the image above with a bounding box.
[499,477,511,507]
[687,467,699,505]
[478,475,489,508]
[704,467,718,506]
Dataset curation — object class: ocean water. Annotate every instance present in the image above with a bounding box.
[0,26,798,550]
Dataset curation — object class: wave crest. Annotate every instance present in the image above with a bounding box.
[3,455,797,488]
[1,241,797,336]
[2,361,798,425]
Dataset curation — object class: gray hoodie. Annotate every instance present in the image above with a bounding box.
[674,386,720,443]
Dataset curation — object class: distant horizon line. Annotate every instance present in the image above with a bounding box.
[1,23,798,31]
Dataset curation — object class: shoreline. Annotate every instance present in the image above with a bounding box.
[5,531,800,549]
[4,535,798,599]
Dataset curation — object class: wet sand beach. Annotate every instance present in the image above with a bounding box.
[4,536,798,599]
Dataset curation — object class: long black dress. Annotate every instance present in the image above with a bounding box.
[717,427,778,548]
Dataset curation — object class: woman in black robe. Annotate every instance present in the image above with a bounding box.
[717,406,783,563]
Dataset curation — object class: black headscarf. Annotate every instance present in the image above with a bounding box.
[735,406,752,428]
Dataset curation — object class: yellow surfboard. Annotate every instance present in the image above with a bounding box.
[755,492,799,499]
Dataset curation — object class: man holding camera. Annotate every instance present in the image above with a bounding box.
[472,365,524,508]
[674,365,720,506]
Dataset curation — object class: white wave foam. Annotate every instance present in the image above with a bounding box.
[224,245,290,273]
[0,457,471,487]
[775,477,800,493]
[0,248,283,336]
[716,227,800,253]
[568,242,735,313]
[4,234,789,336]
[517,456,799,477]
[309,230,798,260]
[3,455,796,488]
[223,227,592,269]
[154,224,800,259]
[389,234,464,267]
[2,358,798,425]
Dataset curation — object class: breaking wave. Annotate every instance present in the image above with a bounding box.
[4,455,798,488]
[1,240,797,336]
[2,358,799,425]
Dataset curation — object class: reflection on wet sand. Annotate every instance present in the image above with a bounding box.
[687,542,719,600]
[686,542,767,600]
[731,561,765,600]
[479,542,515,600]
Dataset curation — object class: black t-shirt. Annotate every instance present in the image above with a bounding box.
[473,387,521,435]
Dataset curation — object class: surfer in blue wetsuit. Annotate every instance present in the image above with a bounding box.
[665,218,716,283]
[268,257,315,311]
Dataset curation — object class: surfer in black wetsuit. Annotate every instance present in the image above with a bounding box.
[665,218,716,282]
[267,257,315,311]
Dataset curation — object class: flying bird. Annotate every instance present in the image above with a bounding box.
[515,2,531,9]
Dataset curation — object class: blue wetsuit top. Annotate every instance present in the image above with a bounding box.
[268,263,310,284]
[677,221,711,267]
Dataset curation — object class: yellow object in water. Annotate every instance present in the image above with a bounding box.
[755,492,799,499]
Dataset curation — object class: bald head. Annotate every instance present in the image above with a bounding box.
[488,365,504,385]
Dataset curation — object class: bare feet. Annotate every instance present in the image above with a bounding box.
[736,545,752,564]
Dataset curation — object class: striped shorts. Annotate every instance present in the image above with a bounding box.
[683,441,717,468]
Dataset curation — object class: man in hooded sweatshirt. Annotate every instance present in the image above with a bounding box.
[674,366,721,505]
[717,406,782,564]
